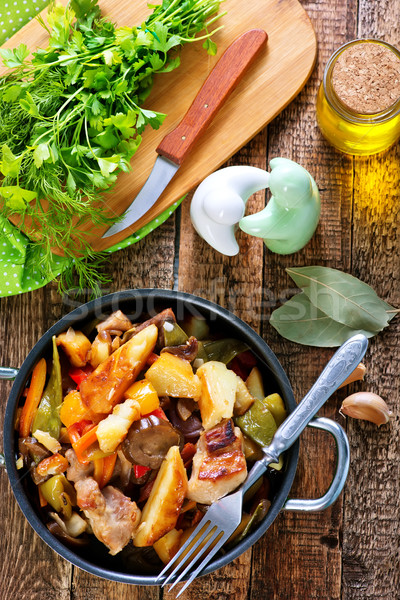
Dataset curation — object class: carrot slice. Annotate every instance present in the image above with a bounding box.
[71,425,98,464]
[19,358,47,438]
[36,453,69,477]
[100,453,117,488]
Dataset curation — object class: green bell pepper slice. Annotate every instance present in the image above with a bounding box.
[32,336,62,440]
[181,315,210,340]
[39,474,75,514]
[263,393,287,426]
[203,338,249,364]
[163,322,188,347]
[235,397,278,447]
[235,397,284,470]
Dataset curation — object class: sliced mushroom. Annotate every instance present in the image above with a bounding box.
[120,327,138,345]
[168,401,203,443]
[47,521,89,547]
[49,511,87,538]
[121,414,182,469]
[162,336,199,362]
[116,450,133,490]
[31,467,51,486]
[111,335,121,352]
[18,437,51,465]
[133,308,176,347]
[97,310,133,333]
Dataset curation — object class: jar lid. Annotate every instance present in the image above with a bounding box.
[331,41,400,114]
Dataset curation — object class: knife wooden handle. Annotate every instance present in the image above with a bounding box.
[156,29,268,165]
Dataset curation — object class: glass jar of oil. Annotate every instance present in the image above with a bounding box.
[316,39,400,155]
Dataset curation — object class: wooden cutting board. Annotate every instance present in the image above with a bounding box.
[0,0,317,252]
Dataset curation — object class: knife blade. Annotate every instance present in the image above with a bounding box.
[102,28,268,239]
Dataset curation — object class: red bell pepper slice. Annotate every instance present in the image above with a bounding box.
[134,464,151,478]
[69,365,93,389]
[145,407,168,421]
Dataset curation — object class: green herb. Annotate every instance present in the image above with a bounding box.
[270,266,398,347]
[0,0,224,295]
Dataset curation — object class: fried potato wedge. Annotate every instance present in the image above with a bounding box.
[197,361,238,430]
[153,528,183,564]
[80,325,158,414]
[145,352,201,398]
[134,446,188,547]
[234,376,256,416]
[56,328,91,367]
[245,367,265,401]
[96,398,141,454]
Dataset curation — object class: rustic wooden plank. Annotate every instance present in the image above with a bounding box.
[0,284,72,600]
[340,4,400,599]
[164,551,252,600]
[71,570,160,600]
[342,143,400,596]
[106,216,178,293]
[248,0,358,598]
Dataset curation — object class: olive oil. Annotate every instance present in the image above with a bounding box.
[316,40,400,155]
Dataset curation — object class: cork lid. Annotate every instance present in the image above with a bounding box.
[331,42,400,114]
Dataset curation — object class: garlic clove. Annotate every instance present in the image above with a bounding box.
[338,362,366,388]
[340,392,393,427]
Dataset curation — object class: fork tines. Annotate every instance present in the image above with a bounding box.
[156,518,230,596]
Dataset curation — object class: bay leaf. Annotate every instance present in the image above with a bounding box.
[381,299,399,322]
[286,266,393,333]
[270,293,375,347]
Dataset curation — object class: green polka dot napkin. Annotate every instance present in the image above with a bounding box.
[0,200,182,297]
[0,0,183,297]
[0,0,49,45]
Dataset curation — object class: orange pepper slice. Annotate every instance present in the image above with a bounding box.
[19,358,47,438]
[93,452,117,488]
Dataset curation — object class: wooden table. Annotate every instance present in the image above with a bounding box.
[0,0,399,598]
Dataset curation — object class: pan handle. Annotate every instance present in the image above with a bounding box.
[0,367,18,469]
[0,367,19,380]
[283,416,350,512]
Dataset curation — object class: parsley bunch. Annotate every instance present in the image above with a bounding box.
[0,0,223,295]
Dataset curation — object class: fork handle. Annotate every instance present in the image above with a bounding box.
[241,334,368,494]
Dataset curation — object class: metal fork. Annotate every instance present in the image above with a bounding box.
[156,333,368,596]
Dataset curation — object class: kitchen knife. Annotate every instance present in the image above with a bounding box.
[102,28,268,239]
